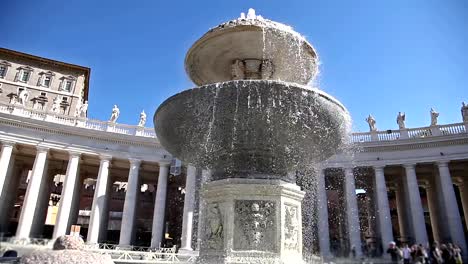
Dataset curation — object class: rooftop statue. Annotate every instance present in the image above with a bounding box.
[430,108,439,126]
[138,110,147,127]
[397,112,406,129]
[366,114,377,132]
[79,101,88,118]
[109,105,120,123]
[462,102,468,123]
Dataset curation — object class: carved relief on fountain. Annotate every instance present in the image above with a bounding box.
[233,200,277,252]
[284,204,300,251]
[202,202,224,250]
[231,59,274,80]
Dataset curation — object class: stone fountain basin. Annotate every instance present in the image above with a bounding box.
[185,21,318,86]
[154,80,350,182]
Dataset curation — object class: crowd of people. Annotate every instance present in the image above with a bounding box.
[387,241,463,264]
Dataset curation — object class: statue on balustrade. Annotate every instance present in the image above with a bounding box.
[365,114,377,132]
[396,112,406,129]
[462,102,468,123]
[109,104,120,123]
[138,110,147,127]
[430,108,439,126]
[79,101,88,118]
[17,88,29,107]
[50,97,61,114]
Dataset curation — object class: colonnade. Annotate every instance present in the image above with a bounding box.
[317,162,468,258]
[0,142,199,251]
[1,141,468,256]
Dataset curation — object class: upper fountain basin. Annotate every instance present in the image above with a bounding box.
[185,17,318,86]
[154,80,351,182]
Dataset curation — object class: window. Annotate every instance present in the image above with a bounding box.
[59,76,75,92]
[15,66,33,83]
[0,66,6,78]
[40,92,47,97]
[37,71,54,88]
[0,61,11,79]
[43,76,51,87]
[62,96,68,102]
[20,71,30,82]
[64,80,72,92]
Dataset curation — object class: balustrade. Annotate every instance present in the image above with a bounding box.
[0,102,466,143]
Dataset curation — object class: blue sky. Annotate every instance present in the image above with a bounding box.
[2,0,467,132]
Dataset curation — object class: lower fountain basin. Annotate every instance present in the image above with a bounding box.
[154,80,350,182]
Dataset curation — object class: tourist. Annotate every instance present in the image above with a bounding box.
[350,245,356,258]
[402,243,412,264]
[453,244,463,264]
[430,242,443,264]
[441,244,454,264]
[412,244,426,264]
[387,241,402,264]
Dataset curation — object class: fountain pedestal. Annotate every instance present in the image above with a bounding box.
[198,178,305,264]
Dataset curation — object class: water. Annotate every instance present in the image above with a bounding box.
[154,8,354,263]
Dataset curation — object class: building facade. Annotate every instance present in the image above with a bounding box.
[0,49,468,258]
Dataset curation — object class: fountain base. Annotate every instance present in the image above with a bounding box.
[198,178,305,264]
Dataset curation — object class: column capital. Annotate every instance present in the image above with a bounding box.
[36,145,49,153]
[68,151,81,158]
[158,161,171,167]
[402,163,416,170]
[1,141,16,148]
[373,165,385,173]
[129,158,142,166]
[436,160,450,168]
[99,154,112,161]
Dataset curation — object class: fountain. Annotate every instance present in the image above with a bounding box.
[154,9,351,264]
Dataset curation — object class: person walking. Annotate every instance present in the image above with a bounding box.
[453,244,463,264]
[401,243,412,264]
[387,241,402,264]
[430,242,443,264]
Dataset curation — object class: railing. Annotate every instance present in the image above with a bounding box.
[0,102,157,139]
[407,126,432,138]
[0,102,466,144]
[438,123,466,135]
[0,239,197,263]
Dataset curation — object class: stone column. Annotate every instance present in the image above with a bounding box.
[392,185,408,240]
[373,166,393,253]
[317,168,331,257]
[119,158,141,246]
[435,161,467,253]
[402,164,428,245]
[16,146,49,238]
[180,165,197,251]
[196,169,211,250]
[151,162,170,248]
[87,155,111,244]
[53,152,81,238]
[0,141,16,230]
[344,167,362,257]
[454,179,468,232]
[420,182,440,242]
